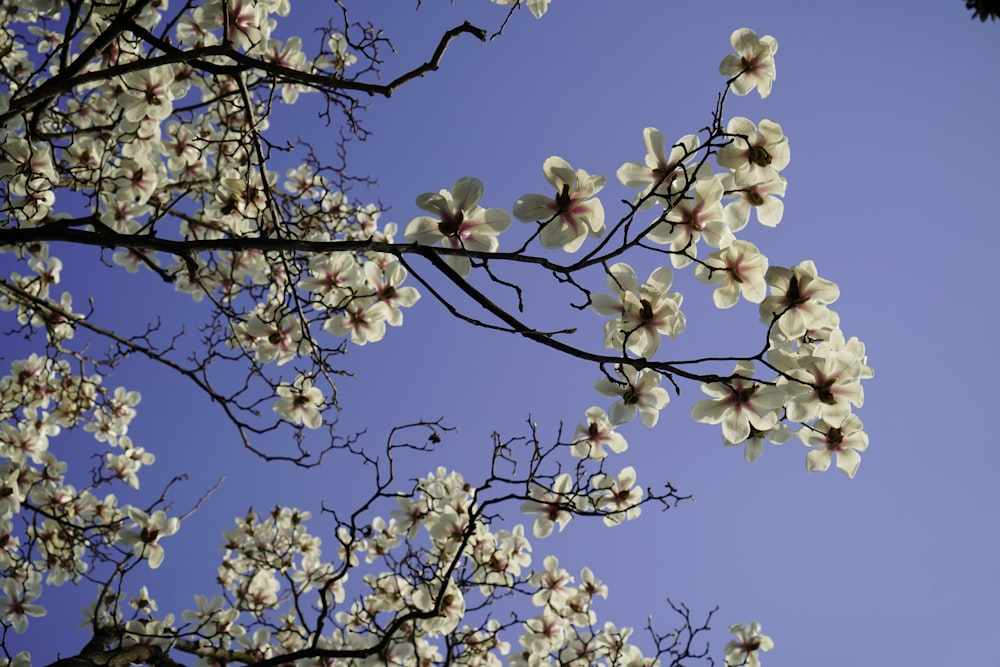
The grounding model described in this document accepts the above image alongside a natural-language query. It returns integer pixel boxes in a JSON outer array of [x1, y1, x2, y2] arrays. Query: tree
[[0, 2, 871, 666]]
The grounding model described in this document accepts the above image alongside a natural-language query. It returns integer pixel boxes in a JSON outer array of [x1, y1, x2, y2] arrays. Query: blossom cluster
[[0, 352, 181, 635], [94, 460, 658, 667], [0, 1, 870, 663]]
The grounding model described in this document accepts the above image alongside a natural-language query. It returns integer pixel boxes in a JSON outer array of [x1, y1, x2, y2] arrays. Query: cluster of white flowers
[[0, 350, 182, 635], [0, 0, 875, 662], [108, 461, 656, 667]]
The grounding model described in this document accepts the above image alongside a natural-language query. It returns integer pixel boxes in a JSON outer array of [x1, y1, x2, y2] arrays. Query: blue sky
[[5, 1, 1000, 666]]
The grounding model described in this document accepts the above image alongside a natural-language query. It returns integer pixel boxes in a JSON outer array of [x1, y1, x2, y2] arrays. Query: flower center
[[555, 183, 573, 213], [639, 298, 654, 323], [437, 210, 464, 237], [748, 145, 772, 167], [817, 377, 838, 405]]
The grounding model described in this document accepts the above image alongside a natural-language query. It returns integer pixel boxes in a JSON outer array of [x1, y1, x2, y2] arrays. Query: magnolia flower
[[0, 574, 45, 633], [722, 172, 786, 231], [690, 361, 785, 444], [594, 365, 670, 427], [571, 407, 628, 459], [521, 473, 574, 538], [776, 342, 865, 425], [116, 508, 180, 569], [718, 117, 790, 187], [243, 306, 310, 365], [591, 466, 642, 526], [694, 240, 769, 309], [273, 376, 324, 429], [363, 260, 420, 326], [617, 129, 702, 208], [514, 156, 606, 252], [647, 174, 733, 268], [404, 177, 512, 276], [120, 66, 177, 122], [725, 621, 774, 667], [324, 298, 389, 345], [324, 33, 357, 71], [759, 261, 840, 339], [592, 263, 685, 358], [719, 28, 778, 98], [799, 414, 869, 478], [529, 555, 574, 608]]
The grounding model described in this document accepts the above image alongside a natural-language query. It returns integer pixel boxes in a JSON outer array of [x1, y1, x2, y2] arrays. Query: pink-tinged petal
[[805, 448, 831, 473], [458, 233, 497, 253], [646, 266, 674, 292], [404, 216, 443, 245], [835, 449, 862, 478], [605, 263, 639, 293], [478, 207, 512, 234], [756, 195, 784, 227], [415, 191, 448, 217], [638, 405, 659, 427], [583, 197, 606, 234], [740, 275, 768, 304], [451, 176, 483, 210], [724, 198, 751, 230], [608, 401, 636, 425], [590, 292, 624, 316], [721, 411, 751, 444], [616, 161, 653, 189], [713, 283, 740, 309], [642, 127, 667, 166], [513, 194, 557, 222], [719, 53, 743, 76], [726, 116, 757, 137], [540, 221, 586, 252], [542, 156, 574, 189], [730, 28, 759, 53]]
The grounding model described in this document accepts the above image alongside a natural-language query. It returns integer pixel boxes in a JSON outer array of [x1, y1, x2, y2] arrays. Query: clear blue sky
[[6, 2, 999, 666]]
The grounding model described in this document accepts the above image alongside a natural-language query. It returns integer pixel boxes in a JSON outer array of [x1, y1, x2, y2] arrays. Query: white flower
[[363, 260, 420, 326], [0, 573, 46, 633], [719, 29, 778, 98], [404, 177, 512, 276], [799, 414, 869, 478], [324, 298, 389, 345], [594, 365, 670, 427], [115, 508, 180, 569], [514, 156, 605, 252], [759, 261, 840, 340], [273, 376, 324, 429], [725, 621, 774, 667], [694, 240, 769, 309], [617, 129, 703, 208], [722, 172, 786, 231], [690, 361, 784, 444], [591, 466, 642, 526], [521, 473, 574, 538], [591, 263, 685, 358], [571, 407, 627, 459], [773, 340, 864, 425], [646, 175, 732, 267], [718, 117, 790, 187]]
